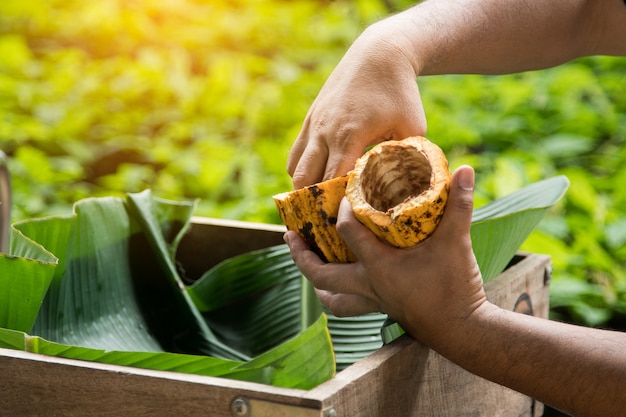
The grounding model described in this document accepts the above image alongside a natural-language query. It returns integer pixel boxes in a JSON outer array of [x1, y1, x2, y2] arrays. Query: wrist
[[359, 17, 422, 78], [402, 298, 498, 359]]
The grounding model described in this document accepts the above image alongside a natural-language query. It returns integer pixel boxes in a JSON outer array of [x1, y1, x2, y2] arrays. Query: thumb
[[335, 197, 388, 260], [435, 165, 475, 238]]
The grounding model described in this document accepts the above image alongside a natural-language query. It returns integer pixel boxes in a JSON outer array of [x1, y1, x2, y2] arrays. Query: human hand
[[287, 24, 427, 189], [284, 165, 487, 347]]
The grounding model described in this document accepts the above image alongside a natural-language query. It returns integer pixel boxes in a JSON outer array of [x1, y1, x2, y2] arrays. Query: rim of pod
[[273, 136, 451, 263]]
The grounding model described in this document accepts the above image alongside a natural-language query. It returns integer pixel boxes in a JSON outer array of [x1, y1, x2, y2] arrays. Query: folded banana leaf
[[0, 190, 334, 389], [188, 244, 303, 357], [0, 223, 56, 333]]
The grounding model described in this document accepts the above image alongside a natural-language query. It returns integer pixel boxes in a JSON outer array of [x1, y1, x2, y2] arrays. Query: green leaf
[[0, 327, 26, 350], [3, 191, 335, 389], [0, 257, 53, 333], [188, 244, 329, 366], [0, 327, 271, 383], [0, 225, 57, 332], [126, 190, 247, 360], [471, 175, 570, 281], [188, 244, 299, 313], [192, 269, 334, 388], [237, 314, 335, 390], [16, 192, 247, 358], [22, 196, 168, 352], [191, 245, 304, 357], [327, 312, 387, 371]]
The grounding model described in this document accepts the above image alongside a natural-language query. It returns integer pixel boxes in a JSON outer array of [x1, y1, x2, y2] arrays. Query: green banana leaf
[[188, 245, 304, 357], [187, 246, 338, 380], [0, 190, 335, 389], [126, 191, 246, 359], [186, 242, 383, 371], [0, 316, 332, 386], [327, 312, 387, 370], [471, 175, 570, 281], [0, 225, 57, 333], [18, 194, 235, 358], [0, 326, 272, 383]]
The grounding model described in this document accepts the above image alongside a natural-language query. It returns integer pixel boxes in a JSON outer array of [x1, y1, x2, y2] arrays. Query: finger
[[285, 231, 381, 316], [287, 133, 306, 178], [284, 230, 374, 298], [315, 289, 381, 317], [322, 140, 366, 181], [287, 110, 317, 178], [335, 198, 388, 261], [435, 165, 475, 238], [283, 230, 326, 269], [289, 140, 329, 189]]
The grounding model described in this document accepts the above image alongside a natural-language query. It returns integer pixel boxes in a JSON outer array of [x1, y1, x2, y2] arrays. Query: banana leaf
[[188, 245, 304, 357], [187, 243, 332, 359], [1, 190, 335, 389], [126, 191, 246, 359], [471, 175, 570, 281], [327, 312, 387, 370], [0, 326, 271, 383], [0, 317, 332, 386], [184, 246, 335, 388], [186, 243, 382, 371], [0, 224, 57, 333], [17, 194, 236, 357]]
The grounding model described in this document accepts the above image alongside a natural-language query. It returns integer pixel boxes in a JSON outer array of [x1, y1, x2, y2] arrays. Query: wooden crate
[[0, 217, 550, 416]]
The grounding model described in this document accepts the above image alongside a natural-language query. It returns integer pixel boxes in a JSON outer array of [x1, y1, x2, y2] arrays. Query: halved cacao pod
[[273, 175, 357, 263], [346, 136, 451, 248], [273, 136, 450, 262]]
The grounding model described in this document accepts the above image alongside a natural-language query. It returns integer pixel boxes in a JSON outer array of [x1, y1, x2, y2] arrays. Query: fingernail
[[457, 166, 474, 191], [283, 232, 291, 246]]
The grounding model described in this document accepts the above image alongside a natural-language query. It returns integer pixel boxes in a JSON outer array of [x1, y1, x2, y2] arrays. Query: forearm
[[419, 302, 626, 417], [366, 0, 626, 76]]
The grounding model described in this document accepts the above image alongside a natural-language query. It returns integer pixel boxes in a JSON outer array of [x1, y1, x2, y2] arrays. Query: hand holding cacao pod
[[274, 136, 451, 262]]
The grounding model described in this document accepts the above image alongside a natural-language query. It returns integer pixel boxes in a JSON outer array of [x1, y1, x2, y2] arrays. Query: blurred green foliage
[[1, 0, 626, 329]]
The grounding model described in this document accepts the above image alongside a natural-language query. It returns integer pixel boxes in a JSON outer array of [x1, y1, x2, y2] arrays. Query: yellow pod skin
[[273, 175, 357, 263], [274, 136, 450, 262], [346, 136, 451, 248]]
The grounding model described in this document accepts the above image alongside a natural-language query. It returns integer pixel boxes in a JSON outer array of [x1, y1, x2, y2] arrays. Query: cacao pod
[[274, 136, 451, 262]]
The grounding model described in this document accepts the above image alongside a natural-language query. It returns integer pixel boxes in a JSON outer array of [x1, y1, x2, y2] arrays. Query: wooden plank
[[0, 348, 321, 417]]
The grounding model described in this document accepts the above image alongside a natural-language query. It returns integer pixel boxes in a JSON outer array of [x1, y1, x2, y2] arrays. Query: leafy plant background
[[1, 0, 626, 361]]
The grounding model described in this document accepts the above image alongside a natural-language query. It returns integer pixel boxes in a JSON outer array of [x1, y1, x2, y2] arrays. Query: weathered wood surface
[[0, 219, 550, 416], [0, 347, 323, 416]]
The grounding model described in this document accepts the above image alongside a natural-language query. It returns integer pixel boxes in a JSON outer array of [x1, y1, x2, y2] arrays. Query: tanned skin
[[286, 167, 626, 417], [287, 0, 626, 189], [284, 1, 626, 416]]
